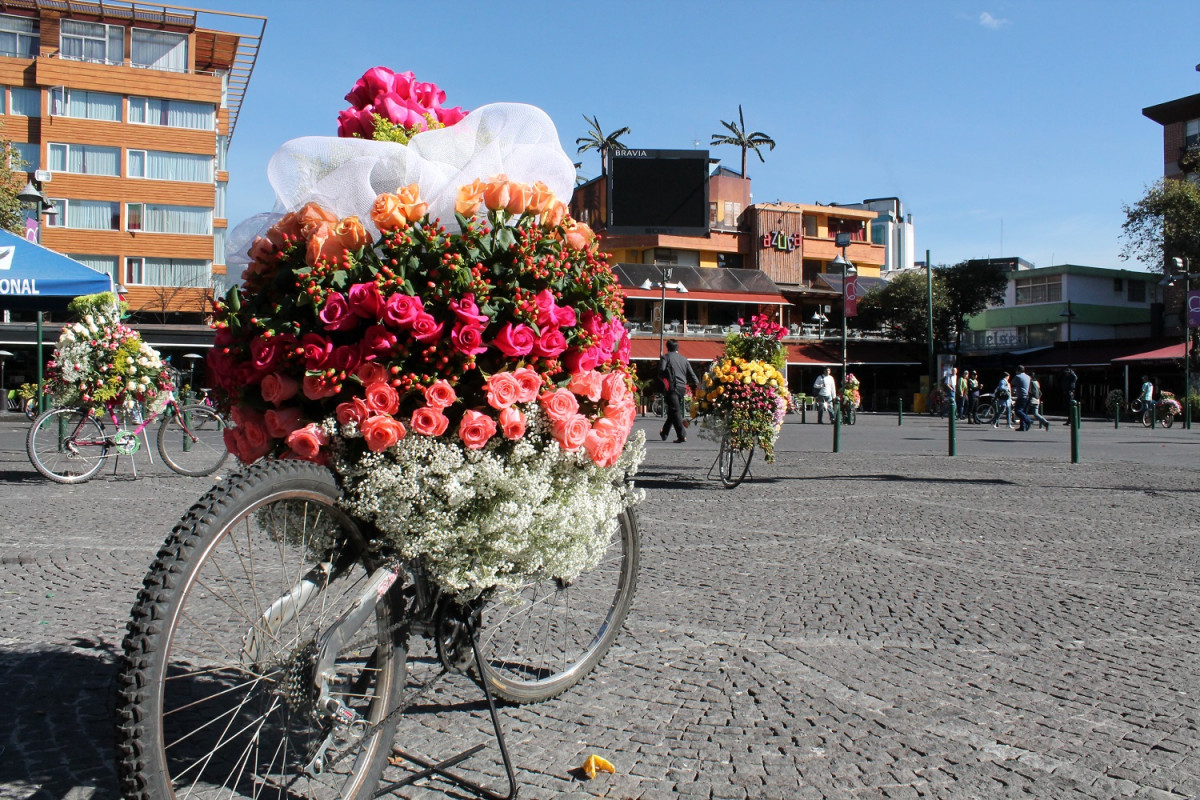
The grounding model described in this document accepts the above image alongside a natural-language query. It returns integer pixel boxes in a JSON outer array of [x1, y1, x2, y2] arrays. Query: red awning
[[629, 338, 727, 362], [1112, 342, 1189, 362]]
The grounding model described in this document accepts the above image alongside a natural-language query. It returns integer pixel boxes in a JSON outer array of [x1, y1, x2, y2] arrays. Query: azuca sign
[[0, 245, 39, 295]]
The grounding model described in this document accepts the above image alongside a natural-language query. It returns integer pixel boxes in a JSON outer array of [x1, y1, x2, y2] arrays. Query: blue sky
[[207, 0, 1200, 272]]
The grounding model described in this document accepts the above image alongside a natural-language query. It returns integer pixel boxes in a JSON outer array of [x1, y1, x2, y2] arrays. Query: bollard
[[801, 403, 806, 424], [833, 400, 841, 453], [1114, 403, 1119, 429], [1151, 401, 1157, 430], [948, 400, 956, 456], [898, 398, 903, 426], [1070, 401, 1080, 463]]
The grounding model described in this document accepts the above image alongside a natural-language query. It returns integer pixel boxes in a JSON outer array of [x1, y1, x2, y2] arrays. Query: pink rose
[[260, 372, 300, 406], [336, 396, 372, 427], [451, 322, 489, 356], [562, 346, 604, 374], [318, 291, 358, 332], [331, 344, 362, 374], [301, 333, 333, 369], [485, 372, 522, 410], [303, 374, 341, 400], [493, 322, 536, 357], [361, 415, 406, 452], [337, 106, 376, 139], [382, 293, 423, 328], [553, 304, 577, 329], [498, 406, 526, 439], [600, 403, 636, 438], [601, 372, 630, 405], [425, 380, 456, 409], [250, 333, 295, 372], [436, 106, 468, 126], [584, 425, 624, 468], [551, 413, 591, 452], [364, 381, 400, 415], [344, 66, 398, 108], [264, 407, 304, 438], [615, 331, 632, 365], [356, 362, 389, 386], [534, 289, 559, 329], [568, 370, 604, 402], [458, 409, 497, 450], [410, 406, 450, 437], [530, 328, 568, 359], [512, 367, 543, 403], [410, 312, 445, 343], [538, 388, 579, 422], [347, 282, 384, 319], [286, 423, 329, 461], [360, 325, 397, 359], [450, 294, 489, 326]]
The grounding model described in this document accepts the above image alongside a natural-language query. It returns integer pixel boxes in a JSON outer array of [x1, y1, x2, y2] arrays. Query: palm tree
[[576, 115, 631, 176], [710, 105, 775, 179]]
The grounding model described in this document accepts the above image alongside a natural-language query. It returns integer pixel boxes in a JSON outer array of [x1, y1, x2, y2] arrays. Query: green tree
[[0, 124, 27, 235], [853, 270, 945, 346], [575, 115, 630, 176], [938, 260, 1009, 353], [1120, 178, 1200, 270], [710, 105, 775, 179]]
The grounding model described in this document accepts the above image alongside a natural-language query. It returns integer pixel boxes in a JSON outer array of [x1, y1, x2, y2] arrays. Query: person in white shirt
[[813, 367, 836, 424]]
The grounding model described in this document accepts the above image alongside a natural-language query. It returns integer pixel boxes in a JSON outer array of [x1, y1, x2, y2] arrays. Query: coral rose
[[364, 381, 400, 415], [336, 396, 372, 427], [584, 425, 624, 468], [485, 372, 522, 410], [551, 413, 591, 452], [303, 374, 341, 400], [458, 409, 497, 450], [538, 388, 579, 422], [239, 420, 272, 463], [424, 379, 456, 408], [512, 367, 543, 403], [286, 423, 329, 461], [498, 406, 526, 439], [260, 371, 300, 406], [601, 371, 630, 405], [265, 406, 304, 439], [355, 361, 389, 386], [410, 406, 450, 437], [361, 415, 406, 452], [568, 370, 604, 402]]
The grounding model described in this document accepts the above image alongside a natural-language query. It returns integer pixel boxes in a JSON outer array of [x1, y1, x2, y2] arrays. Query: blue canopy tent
[[0, 229, 114, 410]]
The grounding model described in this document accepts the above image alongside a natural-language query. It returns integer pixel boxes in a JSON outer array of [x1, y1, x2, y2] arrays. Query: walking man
[[1011, 365, 1033, 432], [814, 367, 836, 423], [657, 339, 699, 443]]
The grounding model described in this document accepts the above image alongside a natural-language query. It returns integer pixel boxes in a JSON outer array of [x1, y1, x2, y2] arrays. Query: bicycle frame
[[49, 397, 209, 477]]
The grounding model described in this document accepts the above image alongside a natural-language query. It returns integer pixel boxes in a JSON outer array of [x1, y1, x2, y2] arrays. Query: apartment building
[[0, 0, 264, 324]]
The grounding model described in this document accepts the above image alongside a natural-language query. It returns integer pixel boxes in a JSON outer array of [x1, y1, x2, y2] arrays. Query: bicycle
[[115, 459, 640, 799], [1130, 397, 1179, 428], [26, 396, 228, 483], [706, 414, 756, 489], [926, 388, 948, 417], [838, 396, 858, 425]]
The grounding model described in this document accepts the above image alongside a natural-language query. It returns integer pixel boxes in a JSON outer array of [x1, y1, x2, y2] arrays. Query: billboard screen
[[606, 149, 710, 236]]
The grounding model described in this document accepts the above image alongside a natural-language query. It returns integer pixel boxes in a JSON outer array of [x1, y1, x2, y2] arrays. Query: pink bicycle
[[26, 397, 228, 483]]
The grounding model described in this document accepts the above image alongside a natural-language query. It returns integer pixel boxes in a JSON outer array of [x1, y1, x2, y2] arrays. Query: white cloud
[[979, 11, 1010, 30]]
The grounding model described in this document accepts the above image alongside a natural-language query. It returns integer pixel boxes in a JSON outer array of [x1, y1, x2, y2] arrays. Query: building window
[[0, 14, 38, 59], [1127, 280, 1146, 303], [216, 135, 228, 170], [131, 28, 187, 72], [60, 19, 123, 65], [126, 202, 212, 234], [127, 149, 213, 182], [9, 87, 39, 117], [129, 96, 214, 130], [48, 142, 120, 176], [50, 88, 121, 121], [1014, 274, 1063, 305], [128, 256, 211, 287], [214, 181, 227, 218], [213, 227, 226, 266], [68, 254, 118, 281], [1113, 278, 1123, 292], [803, 215, 818, 237], [9, 141, 38, 170], [1187, 119, 1200, 150], [45, 198, 120, 230]]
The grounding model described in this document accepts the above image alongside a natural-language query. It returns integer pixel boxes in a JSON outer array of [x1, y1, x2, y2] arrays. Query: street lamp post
[[640, 267, 688, 356], [810, 310, 828, 339], [831, 251, 857, 386], [1164, 257, 1193, 429]]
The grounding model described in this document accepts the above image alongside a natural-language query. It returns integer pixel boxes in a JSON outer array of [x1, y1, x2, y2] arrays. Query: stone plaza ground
[[0, 410, 1197, 798]]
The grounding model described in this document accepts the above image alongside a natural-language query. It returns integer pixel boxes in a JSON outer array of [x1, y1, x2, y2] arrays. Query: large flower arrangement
[[210, 69, 643, 597], [693, 314, 789, 461], [842, 372, 861, 409], [46, 306, 174, 415]]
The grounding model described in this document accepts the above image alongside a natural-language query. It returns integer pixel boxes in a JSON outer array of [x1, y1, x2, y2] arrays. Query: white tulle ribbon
[[228, 102, 576, 267]]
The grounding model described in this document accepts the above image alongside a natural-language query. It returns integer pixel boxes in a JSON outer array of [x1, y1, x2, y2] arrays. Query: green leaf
[[224, 286, 241, 312], [495, 227, 516, 251]]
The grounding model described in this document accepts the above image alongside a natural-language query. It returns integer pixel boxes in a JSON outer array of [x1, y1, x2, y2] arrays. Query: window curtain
[[146, 151, 212, 182], [129, 97, 213, 130], [144, 204, 211, 235], [67, 200, 119, 230], [50, 143, 119, 175], [0, 14, 37, 58], [213, 228, 226, 266], [143, 258, 210, 287], [131, 29, 187, 72], [128, 150, 145, 177], [9, 87, 39, 117]]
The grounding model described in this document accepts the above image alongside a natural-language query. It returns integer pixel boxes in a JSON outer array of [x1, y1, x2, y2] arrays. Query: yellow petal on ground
[[582, 753, 616, 779]]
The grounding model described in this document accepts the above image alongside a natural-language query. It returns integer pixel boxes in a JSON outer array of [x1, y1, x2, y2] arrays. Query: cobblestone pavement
[[0, 412, 1197, 799]]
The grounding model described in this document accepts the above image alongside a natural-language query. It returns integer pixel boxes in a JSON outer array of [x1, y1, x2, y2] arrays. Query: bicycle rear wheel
[[26, 408, 107, 484], [157, 404, 229, 476], [116, 461, 405, 800], [974, 403, 996, 425], [476, 506, 640, 705], [717, 429, 755, 488]]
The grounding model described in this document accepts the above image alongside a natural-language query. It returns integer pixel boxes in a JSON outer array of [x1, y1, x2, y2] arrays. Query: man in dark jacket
[[657, 339, 699, 442]]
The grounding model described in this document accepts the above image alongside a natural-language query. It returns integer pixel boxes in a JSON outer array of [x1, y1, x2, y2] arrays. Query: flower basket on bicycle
[[118, 68, 646, 800]]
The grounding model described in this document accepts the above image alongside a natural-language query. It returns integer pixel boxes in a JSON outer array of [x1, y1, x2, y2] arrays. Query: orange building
[[0, 0, 264, 323]]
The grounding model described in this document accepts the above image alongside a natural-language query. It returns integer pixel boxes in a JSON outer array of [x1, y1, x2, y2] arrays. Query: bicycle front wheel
[[26, 408, 107, 484], [717, 430, 755, 488], [157, 404, 229, 476], [1142, 408, 1153, 428], [476, 506, 640, 705], [974, 403, 996, 425], [116, 461, 405, 800]]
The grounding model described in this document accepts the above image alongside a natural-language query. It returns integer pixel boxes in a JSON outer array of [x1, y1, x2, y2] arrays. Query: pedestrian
[[965, 370, 981, 423], [943, 367, 957, 418], [1011, 365, 1033, 432], [1139, 374, 1155, 412], [657, 339, 699, 443], [1062, 367, 1078, 425], [813, 367, 836, 423], [992, 372, 1014, 429], [1028, 372, 1050, 430], [956, 368, 968, 420]]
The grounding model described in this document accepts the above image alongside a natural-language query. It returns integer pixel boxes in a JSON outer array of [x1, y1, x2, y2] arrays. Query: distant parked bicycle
[[926, 388, 948, 417], [1129, 396, 1181, 428], [26, 396, 228, 483]]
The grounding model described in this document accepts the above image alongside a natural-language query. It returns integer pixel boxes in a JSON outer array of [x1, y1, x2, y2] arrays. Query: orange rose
[[361, 415, 406, 452], [455, 179, 486, 217], [528, 181, 557, 215], [539, 387, 579, 422], [267, 210, 303, 244], [482, 176, 511, 211], [458, 409, 497, 450], [564, 220, 594, 251], [505, 181, 534, 215], [395, 183, 428, 222], [297, 202, 338, 239], [305, 222, 336, 266], [540, 200, 567, 229], [334, 216, 371, 251], [371, 192, 409, 232]]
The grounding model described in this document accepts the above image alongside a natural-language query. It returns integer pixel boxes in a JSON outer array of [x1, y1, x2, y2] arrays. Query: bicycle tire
[[476, 506, 640, 705], [157, 404, 230, 476], [717, 429, 755, 489], [26, 408, 107, 484], [1162, 412, 1175, 428], [1142, 408, 1153, 428], [846, 404, 857, 425], [116, 461, 405, 800], [974, 403, 997, 425]]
